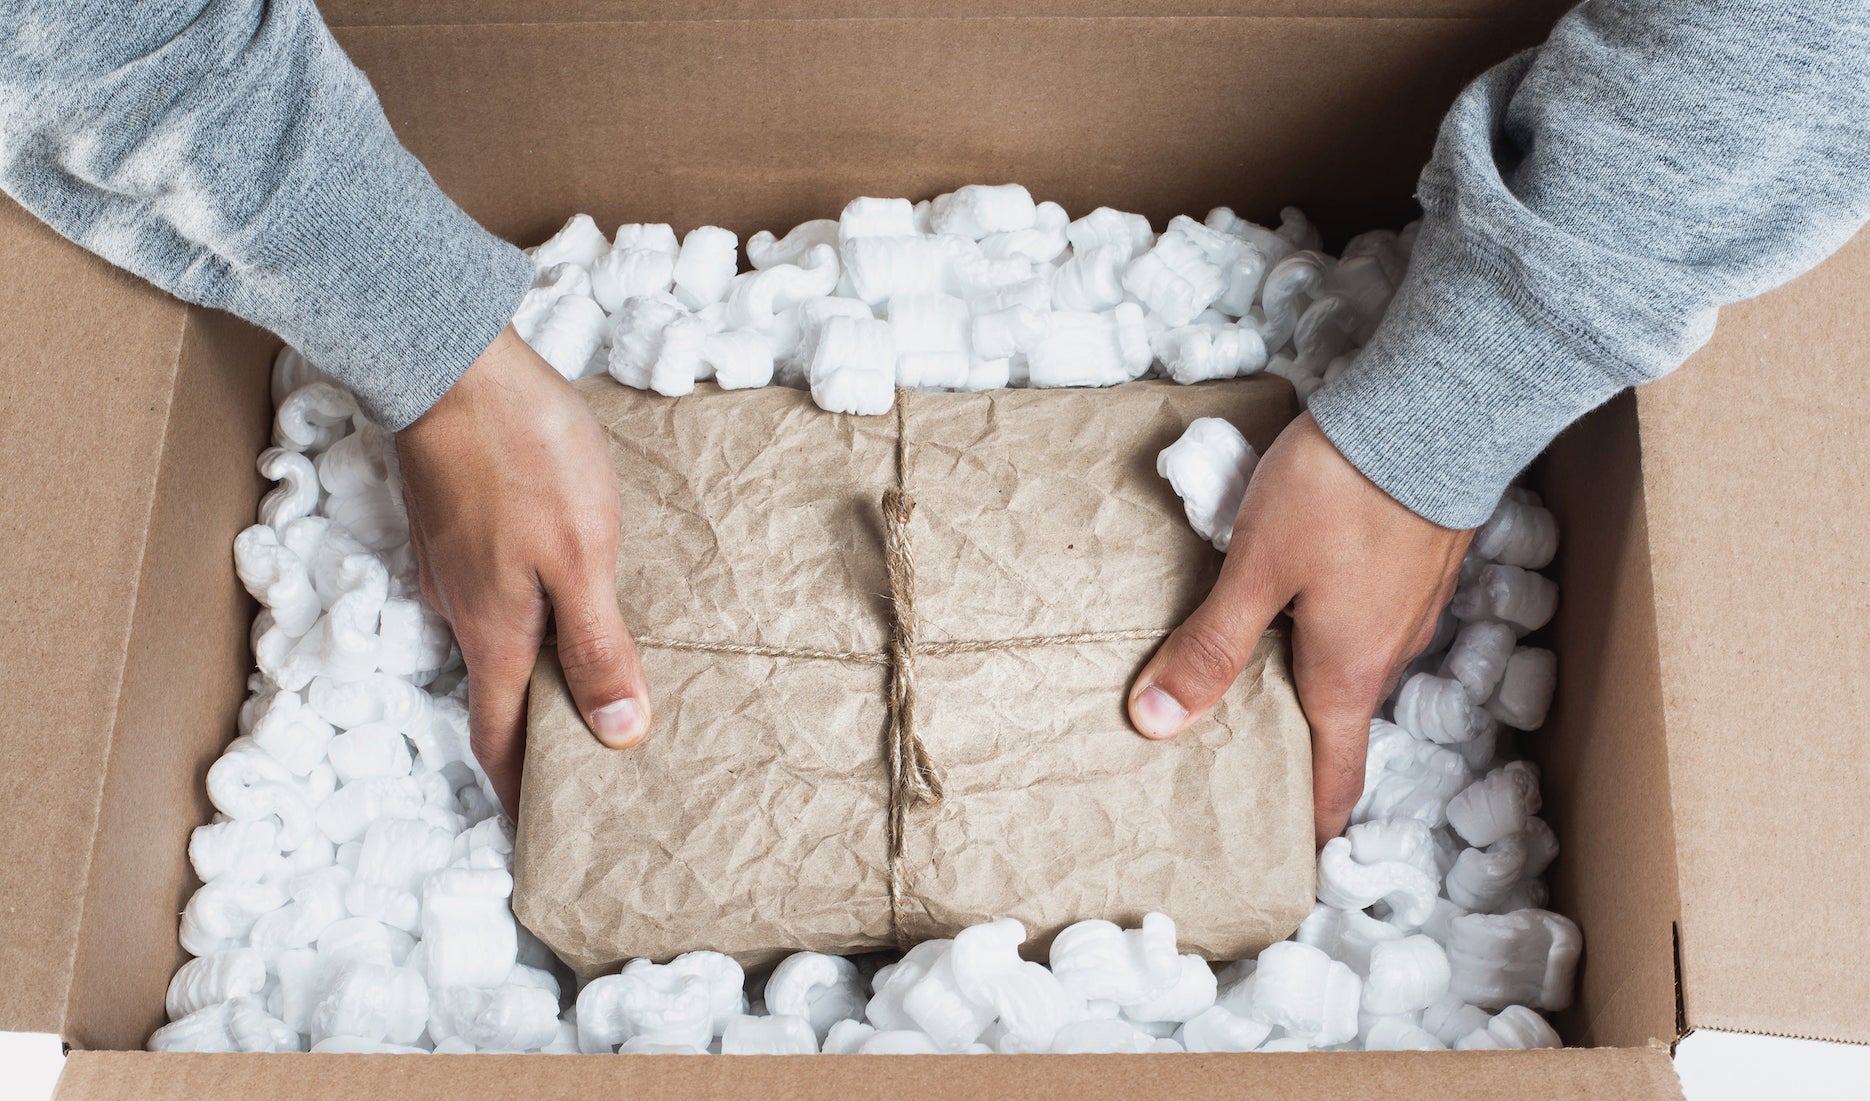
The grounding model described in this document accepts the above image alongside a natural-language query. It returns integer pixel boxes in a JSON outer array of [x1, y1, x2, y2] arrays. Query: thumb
[[547, 560, 652, 750], [1129, 550, 1290, 740]]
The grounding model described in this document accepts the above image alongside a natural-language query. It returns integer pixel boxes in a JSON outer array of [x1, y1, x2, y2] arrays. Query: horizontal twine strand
[[630, 626, 1173, 666]]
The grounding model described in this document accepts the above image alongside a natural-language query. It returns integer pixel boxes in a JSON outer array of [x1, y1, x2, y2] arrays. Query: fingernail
[[1133, 684, 1188, 738], [592, 698, 645, 748]]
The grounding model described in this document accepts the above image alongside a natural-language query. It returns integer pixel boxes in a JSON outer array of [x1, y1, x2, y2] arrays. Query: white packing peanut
[[1152, 323, 1268, 385], [590, 223, 679, 311], [1121, 225, 1228, 327], [1166, 374, 1275, 474], [1067, 206, 1155, 263], [1446, 909, 1582, 1012], [808, 314, 896, 416], [1451, 562, 1560, 634], [1248, 941, 1362, 1049], [888, 292, 973, 391], [257, 447, 321, 531], [720, 1013, 819, 1055], [1315, 835, 1439, 931], [1352, 720, 1472, 828], [310, 960, 429, 1046], [529, 213, 609, 273], [1361, 935, 1451, 1017], [149, 996, 301, 1053], [420, 867, 520, 990], [1441, 620, 1518, 704], [1394, 672, 1501, 746], [748, 218, 839, 271], [165, 948, 269, 1022], [189, 819, 287, 884], [1473, 495, 1559, 569], [928, 184, 1038, 240], [1026, 303, 1152, 388], [512, 262, 594, 342], [1453, 1004, 1563, 1050], [1048, 913, 1183, 1008], [1486, 648, 1559, 730], [525, 293, 610, 381], [577, 957, 716, 1053], [1447, 760, 1543, 848], [764, 952, 866, 1044]]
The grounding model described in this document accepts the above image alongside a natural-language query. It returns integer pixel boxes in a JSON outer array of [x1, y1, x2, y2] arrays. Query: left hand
[[1126, 413, 1473, 848]]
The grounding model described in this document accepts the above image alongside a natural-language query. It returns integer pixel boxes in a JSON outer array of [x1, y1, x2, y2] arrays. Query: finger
[[1288, 607, 1391, 848], [545, 553, 651, 750], [457, 599, 550, 817], [1128, 546, 1292, 740]]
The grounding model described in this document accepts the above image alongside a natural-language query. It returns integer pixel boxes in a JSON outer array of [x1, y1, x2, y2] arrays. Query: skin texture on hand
[[1128, 413, 1473, 848], [396, 326, 649, 815]]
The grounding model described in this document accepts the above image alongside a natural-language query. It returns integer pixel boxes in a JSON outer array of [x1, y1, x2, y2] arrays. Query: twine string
[[627, 390, 1170, 947]]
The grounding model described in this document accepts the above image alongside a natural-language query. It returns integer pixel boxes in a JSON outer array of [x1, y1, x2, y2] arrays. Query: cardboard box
[[1, 1, 1862, 1095]]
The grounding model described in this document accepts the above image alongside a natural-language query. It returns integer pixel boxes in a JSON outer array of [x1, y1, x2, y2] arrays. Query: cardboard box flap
[[1634, 231, 1870, 1044], [318, 0, 1575, 28], [56, 1048, 1683, 1100], [0, 201, 195, 1033]]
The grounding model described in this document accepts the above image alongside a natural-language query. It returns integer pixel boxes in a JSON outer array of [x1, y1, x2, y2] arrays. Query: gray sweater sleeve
[[1309, 0, 1870, 529], [0, 0, 533, 431]]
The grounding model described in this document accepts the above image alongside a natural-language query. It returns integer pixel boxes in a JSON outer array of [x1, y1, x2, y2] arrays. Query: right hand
[[396, 326, 650, 816]]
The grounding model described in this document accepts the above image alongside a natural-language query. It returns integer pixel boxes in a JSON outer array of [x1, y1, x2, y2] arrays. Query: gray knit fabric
[[1310, 0, 1870, 527], [0, 0, 532, 431]]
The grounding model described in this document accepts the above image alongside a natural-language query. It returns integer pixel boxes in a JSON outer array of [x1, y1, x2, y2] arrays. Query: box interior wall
[[13, 2, 1864, 1094], [37, 2, 1674, 1055]]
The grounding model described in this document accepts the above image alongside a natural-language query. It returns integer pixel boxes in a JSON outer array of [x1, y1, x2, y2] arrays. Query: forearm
[[1310, 0, 1870, 528], [0, 0, 532, 429]]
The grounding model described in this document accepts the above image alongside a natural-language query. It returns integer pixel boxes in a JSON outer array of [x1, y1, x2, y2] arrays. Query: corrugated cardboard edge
[[54, 1047, 1683, 1100]]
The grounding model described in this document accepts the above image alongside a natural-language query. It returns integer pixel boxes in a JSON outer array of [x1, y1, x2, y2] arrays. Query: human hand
[[1127, 412, 1472, 848], [396, 326, 649, 816]]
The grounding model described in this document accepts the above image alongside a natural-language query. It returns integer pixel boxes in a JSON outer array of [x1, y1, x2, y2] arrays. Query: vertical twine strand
[[882, 389, 943, 947]]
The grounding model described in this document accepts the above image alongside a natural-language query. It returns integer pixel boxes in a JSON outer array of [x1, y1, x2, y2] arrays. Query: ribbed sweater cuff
[[241, 120, 534, 431], [1307, 213, 1628, 529]]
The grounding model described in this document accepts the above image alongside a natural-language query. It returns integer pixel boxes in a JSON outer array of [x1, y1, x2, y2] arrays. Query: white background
[[6, 1028, 1864, 1096]]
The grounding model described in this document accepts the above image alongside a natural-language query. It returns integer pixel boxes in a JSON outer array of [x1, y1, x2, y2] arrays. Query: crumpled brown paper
[[514, 376, 1315, 976]]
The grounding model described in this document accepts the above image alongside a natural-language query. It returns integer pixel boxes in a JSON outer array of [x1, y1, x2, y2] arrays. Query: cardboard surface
[[516, 378, 1314, 972], [1535, 393, 1682, 1049], [4, 0, 1855, 1092], [64, 312, 275, 1052], [1634, 231, 1870, 1044], [319, 0, 1577, 24], [333, 13, 1555, 251], [0, 201, 192, 1036], [55, 1047, 1684, 1100]]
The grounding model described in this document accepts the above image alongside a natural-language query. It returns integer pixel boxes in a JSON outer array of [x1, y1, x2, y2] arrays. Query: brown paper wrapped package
[[515, 376, 1315, 976]]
